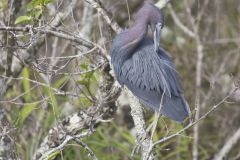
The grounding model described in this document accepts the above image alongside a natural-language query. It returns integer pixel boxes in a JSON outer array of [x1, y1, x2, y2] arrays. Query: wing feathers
[[120, 41, 180, 97], [112, 37, 190, 122]]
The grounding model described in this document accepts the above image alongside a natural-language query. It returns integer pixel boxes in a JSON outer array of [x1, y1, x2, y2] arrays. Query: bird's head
[[133, 2, 164, 52], [144, 2, 164, 52]]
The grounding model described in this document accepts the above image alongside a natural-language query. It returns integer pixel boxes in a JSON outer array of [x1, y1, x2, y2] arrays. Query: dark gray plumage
[[111, 2, 190, 122]]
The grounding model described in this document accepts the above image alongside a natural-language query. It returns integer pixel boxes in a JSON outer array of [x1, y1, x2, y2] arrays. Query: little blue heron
[[111, 2, 190, 122]]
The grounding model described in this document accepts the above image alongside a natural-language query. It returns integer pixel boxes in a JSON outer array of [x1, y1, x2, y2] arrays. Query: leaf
[[78, 79, 89, 86], [43, 86, 58, 108], [80, 63, 88, 70], [47, 150, 61, 160], [27, 0, 42, 11], [34, 5, 42, 10], [27, 1, 34, 11], [44, 0, 55, 5], [34, 10, 42, 19], [79, 96, 91, 107], [52, 76, 69, 89], [18, 103, 37, 126], [22, 68, 31, 101], [43, 111, 55, 132], [1, 0, 7, 11], [15, 16, 32, 24]]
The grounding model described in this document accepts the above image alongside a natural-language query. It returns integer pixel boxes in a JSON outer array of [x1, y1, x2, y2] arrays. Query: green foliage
[[47, 150, 61, 160], [61, 123, 140, 160], [22, 68, 31, 101], [15, 16, 32, 24], [5, 65, 195, 160], [15, 68, 36, 126], [15, 0, 55, 24], [0, 0, 7, 11], [3, 0, 240, 159], [77, 62, 101, 108], [18, 103, 37, 127], [52, 76, 69, 89], [27, 0, 55, 10]]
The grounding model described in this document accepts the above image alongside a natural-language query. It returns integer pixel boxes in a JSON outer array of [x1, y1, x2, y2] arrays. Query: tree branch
[[84, 0, 122, 34], [153, 87, 238, 146], [167, 4, 195, 38], [213, 127, 240, 160], [33, 64, 121, 159], [126, 89, 156, 160], [0, 26, 94, 49]]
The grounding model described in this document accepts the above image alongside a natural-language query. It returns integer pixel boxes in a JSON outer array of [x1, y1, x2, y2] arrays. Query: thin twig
[[125, 88, 156, 160], [0, 26, 94, 48], [84, 0, 122, 33], [39, 131, 93, 160], [146, 89, 165, 160], [167, 4, 195, 38], [153, 87, 238, 146], [73, 138, 98, 160], [213, 127, 240, 160]]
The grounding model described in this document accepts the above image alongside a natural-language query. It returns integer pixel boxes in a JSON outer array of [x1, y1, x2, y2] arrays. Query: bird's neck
[[111, 19, 148, 80], [125, 19, 148, 48], [115, 19, 148, 61]]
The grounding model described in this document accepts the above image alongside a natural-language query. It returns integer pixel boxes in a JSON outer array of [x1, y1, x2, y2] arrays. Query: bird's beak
[[154, 23, 162, 52]]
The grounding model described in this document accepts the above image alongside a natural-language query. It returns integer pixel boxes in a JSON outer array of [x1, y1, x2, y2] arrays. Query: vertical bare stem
[[213, 127, 240, 160], [193, 37, 203, 160], [183, 1, 204, 159], [126, 88, 156, 160]]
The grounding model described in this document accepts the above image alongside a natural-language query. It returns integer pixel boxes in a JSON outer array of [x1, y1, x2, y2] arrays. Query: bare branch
[[155, 0, 171, 9], [84, 0, 122, 34], [73, 137, 98, 160], [193, 35, 204, 160], [0, 26, 94, 49], [213, 127, 240, 160], [153, 87, 238, 146], [167, 4, 195, 38], [38, 131, 94, 160], [33, 64, 122, 160], [126, 89, 156, 160]]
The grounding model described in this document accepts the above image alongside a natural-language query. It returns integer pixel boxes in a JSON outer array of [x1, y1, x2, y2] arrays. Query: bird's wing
[[119, 39, 182, 98], [116, 38, 190, 122]]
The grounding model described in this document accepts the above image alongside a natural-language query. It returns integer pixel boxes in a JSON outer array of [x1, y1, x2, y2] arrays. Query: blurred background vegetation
[[0, 0, 240, 159]]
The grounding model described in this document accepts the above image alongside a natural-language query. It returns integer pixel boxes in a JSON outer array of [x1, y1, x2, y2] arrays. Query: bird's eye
[[156, 23, 163, 29]]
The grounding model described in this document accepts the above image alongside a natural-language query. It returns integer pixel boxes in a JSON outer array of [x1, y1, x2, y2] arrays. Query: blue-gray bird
[[111, 2, 190, 122]]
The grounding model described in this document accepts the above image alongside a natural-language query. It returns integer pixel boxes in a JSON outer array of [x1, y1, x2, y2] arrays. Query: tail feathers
[[160, 95, 190, 122], [125, 83, 190, 122]]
